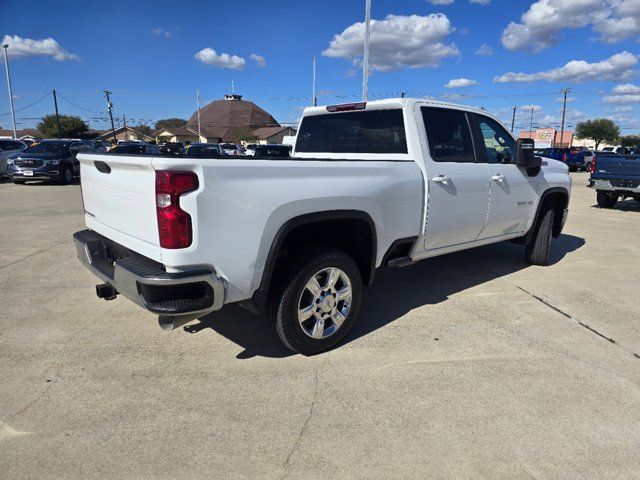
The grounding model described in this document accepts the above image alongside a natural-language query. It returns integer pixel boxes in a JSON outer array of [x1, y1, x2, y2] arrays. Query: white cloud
[[470, 0, 491, 4], [614, 105, 635, 112], [322, 14, 459, 71], [445, 78, 478, 88], [613, 83, 640, 94], [194, 48, 245, 70], [604, 94, 640, 104], [502, 0, 640, 52], [1, 34, 78, 61], [521, 104, 542, 112], [494, 51, 637, 83], [250, 53, 266, 68], [474, 44, 494, 56], [152, 28, 173, 38]]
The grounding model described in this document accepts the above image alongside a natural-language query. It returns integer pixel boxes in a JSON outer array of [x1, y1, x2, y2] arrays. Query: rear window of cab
[[295, 109, 407, 154]]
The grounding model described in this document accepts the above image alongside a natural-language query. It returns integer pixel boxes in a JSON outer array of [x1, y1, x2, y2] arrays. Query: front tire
[[267, 248, 363, 355], [525, 205, 555, 266], [596, 191, 618, 208], [62, 167, 74, 185]]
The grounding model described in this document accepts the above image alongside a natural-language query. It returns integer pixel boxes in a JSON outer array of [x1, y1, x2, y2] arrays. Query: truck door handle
[[491, 174, 505, 183], [432, 175, 451, 184]]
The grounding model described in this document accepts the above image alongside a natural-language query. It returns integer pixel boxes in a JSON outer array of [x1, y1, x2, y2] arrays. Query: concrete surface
[[1, 173, 639, 479]]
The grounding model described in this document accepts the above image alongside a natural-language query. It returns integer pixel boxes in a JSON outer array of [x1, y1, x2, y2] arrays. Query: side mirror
[[516, 138, 542, 168]]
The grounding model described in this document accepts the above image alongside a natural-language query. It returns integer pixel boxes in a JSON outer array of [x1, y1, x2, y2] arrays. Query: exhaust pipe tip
[[158, 314, 198, 332]]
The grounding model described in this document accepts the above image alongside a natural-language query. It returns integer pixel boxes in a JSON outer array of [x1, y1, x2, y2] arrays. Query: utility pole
[[2, 44, 17, 139], [52, 89, 62, 138], [312, 56, 317, 107], [102, 90, 117, 142], [122, 114, 127, 140], [362, 0, 372, 101], [511, 106, 517, 132], [401, 91, 406, 98], [529, 106, 534, 133], [196, 90, 202, 140], [560, 88, 571, 148]]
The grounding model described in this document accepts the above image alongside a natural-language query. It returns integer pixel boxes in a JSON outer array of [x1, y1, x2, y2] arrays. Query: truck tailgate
[[78, 153, 161, 261], [595, 155, 640, 179]]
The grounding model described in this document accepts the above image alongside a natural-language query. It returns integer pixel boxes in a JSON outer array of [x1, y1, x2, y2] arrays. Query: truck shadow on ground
[[185, 234, 585, 359], [591, 199, 640, 212]]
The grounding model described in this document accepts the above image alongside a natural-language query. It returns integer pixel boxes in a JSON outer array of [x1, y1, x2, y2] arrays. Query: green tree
[[620, 135, 640, 149], [154, 118, 187, 131], [575, 118, 620, 150], [231, 127, 258, 143], [37, 114, 88, 138], [133, 124, 153, 137]]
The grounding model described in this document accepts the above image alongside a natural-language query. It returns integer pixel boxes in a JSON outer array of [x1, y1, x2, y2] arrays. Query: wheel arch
[[526, 187, 570, 242], [244, 210, 377, 314]]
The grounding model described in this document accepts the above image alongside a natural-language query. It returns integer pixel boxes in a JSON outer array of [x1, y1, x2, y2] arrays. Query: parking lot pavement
[[1, 173, 639, 479]]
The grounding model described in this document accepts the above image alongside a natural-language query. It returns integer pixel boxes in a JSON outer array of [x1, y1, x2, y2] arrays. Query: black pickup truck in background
[[588, 153, 640, 208]]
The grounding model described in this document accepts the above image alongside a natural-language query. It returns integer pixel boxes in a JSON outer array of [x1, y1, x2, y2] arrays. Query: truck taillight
[[590, 156, 597, 174], [155, 171, 199, 249]]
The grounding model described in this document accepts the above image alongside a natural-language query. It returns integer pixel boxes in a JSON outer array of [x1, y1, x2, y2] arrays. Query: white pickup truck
[[74, 99, 571, 354]]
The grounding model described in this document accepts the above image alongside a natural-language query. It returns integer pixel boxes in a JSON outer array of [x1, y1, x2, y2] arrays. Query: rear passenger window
[[422, 107, 475, 163], [295, 109, 407, 154]]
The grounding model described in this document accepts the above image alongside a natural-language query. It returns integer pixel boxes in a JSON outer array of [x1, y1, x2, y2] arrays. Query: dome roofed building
[[186, 93, 289, 144]]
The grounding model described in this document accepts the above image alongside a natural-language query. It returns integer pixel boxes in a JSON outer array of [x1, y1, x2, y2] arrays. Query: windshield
[[24, 142, 70, 155], [109, 145, 146, 154], [221, 143, 237, 150], [255, 146, 291, 157], [183, 145, 221, 158]]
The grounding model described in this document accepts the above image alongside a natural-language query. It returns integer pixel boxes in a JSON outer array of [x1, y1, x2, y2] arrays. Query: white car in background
[[220, 143, 242, 156]]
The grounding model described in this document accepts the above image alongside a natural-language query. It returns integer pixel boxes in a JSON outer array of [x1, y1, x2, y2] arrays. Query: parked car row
[[538, 147, 595, 172], [6, 139, 96, 184]]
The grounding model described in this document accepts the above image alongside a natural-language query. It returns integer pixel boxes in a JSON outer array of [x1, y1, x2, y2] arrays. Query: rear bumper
[[73, 229, 224, 316], [588, 178, 640, 194]]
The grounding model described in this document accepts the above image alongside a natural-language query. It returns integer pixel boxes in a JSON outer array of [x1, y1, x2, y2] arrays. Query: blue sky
[[1, 0, 639, 134]]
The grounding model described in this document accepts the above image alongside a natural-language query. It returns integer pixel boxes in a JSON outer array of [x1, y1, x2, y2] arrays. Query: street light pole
[[312, 56, 317, 107], [196, 90, 202, 140], [2, 44, 18, 139], [511, 106, 517, 132], [362, 0, 372, 101]]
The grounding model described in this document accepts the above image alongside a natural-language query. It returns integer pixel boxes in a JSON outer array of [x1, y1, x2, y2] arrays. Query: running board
[[386, 256, 414, 268]]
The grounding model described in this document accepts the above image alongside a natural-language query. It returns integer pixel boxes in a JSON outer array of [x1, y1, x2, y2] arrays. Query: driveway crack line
[[280, 356, 327, 480], [481, 262, 639, 360]]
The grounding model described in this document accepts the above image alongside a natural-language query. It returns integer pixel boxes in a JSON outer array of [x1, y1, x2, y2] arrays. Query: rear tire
[[266, 248, 363, 355], [596, 191, 618, 208], [12, 179, 24, 185], [525, 205, 555, 266]]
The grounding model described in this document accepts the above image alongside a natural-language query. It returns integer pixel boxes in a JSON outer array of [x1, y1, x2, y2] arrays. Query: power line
[[56, 92, 102, 114], [0, 91, 52, 116]]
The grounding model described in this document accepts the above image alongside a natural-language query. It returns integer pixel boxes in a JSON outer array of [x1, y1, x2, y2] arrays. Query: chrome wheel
[[64, 168, 73, 184], [297, 267, 352, 340]]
